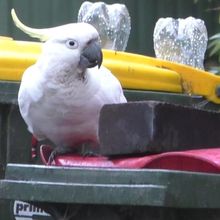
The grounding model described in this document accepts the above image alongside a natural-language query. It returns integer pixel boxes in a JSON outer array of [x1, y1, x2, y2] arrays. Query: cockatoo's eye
[[66, 40, 78, 49]]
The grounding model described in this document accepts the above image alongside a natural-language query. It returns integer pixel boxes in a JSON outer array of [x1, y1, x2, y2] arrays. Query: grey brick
[[99, 101, 220, 155]]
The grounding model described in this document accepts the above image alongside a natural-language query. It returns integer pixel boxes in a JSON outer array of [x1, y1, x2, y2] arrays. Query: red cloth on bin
[[40, 145, 220, 174]]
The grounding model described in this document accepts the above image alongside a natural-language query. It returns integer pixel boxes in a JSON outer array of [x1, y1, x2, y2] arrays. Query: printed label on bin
[[13, 200, 51, 220]]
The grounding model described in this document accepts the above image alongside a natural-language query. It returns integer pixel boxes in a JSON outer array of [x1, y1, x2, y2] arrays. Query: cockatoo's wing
[[96, 66, 126, 103], [18, 65, 46, 139]]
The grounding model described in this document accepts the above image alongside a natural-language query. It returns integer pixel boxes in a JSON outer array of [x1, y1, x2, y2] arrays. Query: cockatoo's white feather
[[12, 8, 58, 41], [18, 22, 126, 149]]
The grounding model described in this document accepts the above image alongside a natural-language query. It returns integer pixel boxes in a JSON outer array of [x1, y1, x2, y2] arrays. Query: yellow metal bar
[[1, 37, 220, 104], [103, 50, 220, 104], [0, 38, 40, 80], [0, 38, 182, 93]]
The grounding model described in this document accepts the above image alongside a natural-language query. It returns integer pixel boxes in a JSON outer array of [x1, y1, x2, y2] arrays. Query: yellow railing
[[1, 37, 220, 103]]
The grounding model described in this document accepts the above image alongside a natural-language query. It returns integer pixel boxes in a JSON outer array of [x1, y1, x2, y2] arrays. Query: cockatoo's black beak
[[79, 41, 103, 69]]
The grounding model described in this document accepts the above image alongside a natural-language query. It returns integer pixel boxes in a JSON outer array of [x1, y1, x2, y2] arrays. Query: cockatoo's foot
[[47, 142, 100, 165], [47, 150, 56, 165], [47, 146, 76, 165], [78, 142, 100, 157], [81, 149, 100, 157]]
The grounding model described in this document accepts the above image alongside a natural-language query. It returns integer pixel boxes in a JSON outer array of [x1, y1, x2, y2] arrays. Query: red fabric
[[40, 145, 220, 173]]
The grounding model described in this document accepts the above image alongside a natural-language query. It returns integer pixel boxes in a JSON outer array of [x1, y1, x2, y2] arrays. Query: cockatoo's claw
[[47, 146, 78, 165], [77, 141, 100, 157], [81, 150, 100, 157], [47, 150, 57, 165], [46, 144, 100, 165]]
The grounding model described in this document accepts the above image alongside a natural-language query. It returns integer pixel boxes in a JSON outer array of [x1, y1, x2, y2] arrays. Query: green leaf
[[209, 43, 220, 57], [209, 33, 220, 40], [208, 39, 220, 49]]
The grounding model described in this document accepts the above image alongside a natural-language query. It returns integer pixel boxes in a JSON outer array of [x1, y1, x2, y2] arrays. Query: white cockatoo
[[14, 10, 127, 161]]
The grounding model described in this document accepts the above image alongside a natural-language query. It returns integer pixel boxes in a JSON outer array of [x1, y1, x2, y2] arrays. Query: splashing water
[[78, 1, 131, 51], [153, 17, 208, 69]]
